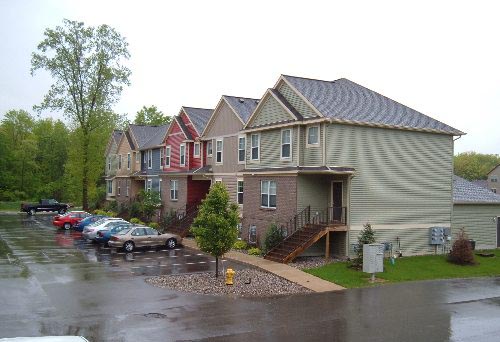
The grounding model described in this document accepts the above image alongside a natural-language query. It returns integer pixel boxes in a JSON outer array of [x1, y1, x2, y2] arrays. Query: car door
[[130, 228, 148, 247], [145, 228, 161, 247]]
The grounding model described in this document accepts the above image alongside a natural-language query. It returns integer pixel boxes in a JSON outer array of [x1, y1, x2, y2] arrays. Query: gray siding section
[[246, 127, 298, 168], [250, 95, 293, 127], [297, 175, 330, 213], [303, 124, 323, 166], [278, 82, 318, 119], [452, 204, 500, 249], [326, 124, 453, 226]]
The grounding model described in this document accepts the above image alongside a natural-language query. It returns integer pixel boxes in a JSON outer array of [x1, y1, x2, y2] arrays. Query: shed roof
[[453, 175, 500, 204], [282, 75, 464, 135]]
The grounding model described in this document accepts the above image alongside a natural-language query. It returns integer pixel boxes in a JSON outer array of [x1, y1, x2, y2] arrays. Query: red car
[[53, 211, 91, 230]]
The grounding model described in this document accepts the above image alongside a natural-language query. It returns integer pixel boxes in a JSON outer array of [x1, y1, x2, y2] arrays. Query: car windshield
[[116, 228, 131, 235]]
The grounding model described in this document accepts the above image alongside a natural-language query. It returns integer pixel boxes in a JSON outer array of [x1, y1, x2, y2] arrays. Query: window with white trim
[[207, 140, 213, 157], [107, 157, 111, 171], [107, 180, 113, 194], [147, 150, 153, 169], [117, 180, 121, 196], [159, 179, 162, 199], [170, 180, 178, 200], [194, 142, 200, 158], [118, 155, 122, 169], [147, 179, 152, 192], [214, 178, 222, 184], [491, 176, 498, 183], [160, 148, 164, 166], [237, 180, 244, 205], [127, 153, 131, 170], [180, 144, 186, 166], [216, 139, 223, 164], [165, 146, 171, 167], [126, 179, 129, 197], [251, 134, 260, 161], [261, 180, 276, 208], [307, 126, 320, 146], [143, 151, 146, 163], [238, 136, 246, 163], [281, 129, 291, 159]]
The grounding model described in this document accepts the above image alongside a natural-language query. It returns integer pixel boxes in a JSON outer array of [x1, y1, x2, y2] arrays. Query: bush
[[351, 223, 376, 269], [233, 240, 248, 250], [129, 201, 142, 219], [148, 222, 159, 229], [248, 247, 262, 256], [448, 228, 476, 265], [93, 209, 117, 217], [130, 217, 144, 225], [263, 223, 285, 253]]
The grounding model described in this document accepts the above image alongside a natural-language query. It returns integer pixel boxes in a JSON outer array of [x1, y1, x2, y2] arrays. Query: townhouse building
[[104, 130, 123, 201], [487, 164, 500, 193]]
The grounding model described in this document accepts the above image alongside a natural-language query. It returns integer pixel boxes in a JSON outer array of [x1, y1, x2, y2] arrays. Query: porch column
[[325, 231, 330, 259]]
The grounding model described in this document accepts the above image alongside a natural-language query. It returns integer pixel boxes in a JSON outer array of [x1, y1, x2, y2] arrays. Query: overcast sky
[[0, 0, 499, 154]]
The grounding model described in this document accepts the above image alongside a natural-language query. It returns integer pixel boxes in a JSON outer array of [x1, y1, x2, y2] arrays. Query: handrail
[[161, 202, 199, 233]]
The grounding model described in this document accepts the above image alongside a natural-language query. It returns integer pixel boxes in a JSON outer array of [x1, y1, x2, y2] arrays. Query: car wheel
[[58, 208, 66, 214], [29, 209, 35, 216], [64, 222, 71, 230], [166, 238, 177, 249], [123, 241, 135, 252]]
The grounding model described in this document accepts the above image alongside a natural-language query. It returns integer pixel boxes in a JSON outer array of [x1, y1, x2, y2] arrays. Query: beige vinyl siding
[[452, 204, 500, 249], [249, 95, 293, 128], [326, 124, 453, 226], [278, 82, 318, 119], [246, 127, 298, 168], [204, 101, 243, 138], [211, 175, 239, 204], [296, 175, 348, 213], [348, 227, 436, 257], [210, 136, 244, 173], [303, 125, 323, 166]]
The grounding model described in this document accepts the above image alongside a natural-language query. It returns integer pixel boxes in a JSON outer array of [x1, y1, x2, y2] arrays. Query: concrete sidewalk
[[182, 239, 345, 292]]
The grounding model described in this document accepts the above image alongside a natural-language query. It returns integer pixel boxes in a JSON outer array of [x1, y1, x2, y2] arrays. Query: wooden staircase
[[162, 204, 199, 238], [264, 206, 347, 264]]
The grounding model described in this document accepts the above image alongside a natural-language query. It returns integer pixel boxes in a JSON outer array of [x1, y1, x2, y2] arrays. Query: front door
[[331, 182, 343, 223]]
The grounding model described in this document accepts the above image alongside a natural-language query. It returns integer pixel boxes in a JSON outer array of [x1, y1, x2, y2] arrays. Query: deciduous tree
[[134, 105, 171, 125]]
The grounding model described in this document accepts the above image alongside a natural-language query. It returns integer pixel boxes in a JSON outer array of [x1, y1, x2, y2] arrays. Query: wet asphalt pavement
[[2, 214, 500, 341]]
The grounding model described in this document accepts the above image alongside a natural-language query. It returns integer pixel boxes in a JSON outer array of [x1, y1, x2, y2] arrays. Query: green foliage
[[93, 209, 117, 217], [448, 228, 476, 265], [191, 183, 239, 277], [31, 19, 131, 209], [263, 222, 285, 253], [130, 217, 144, 225], [147, 222, 159, 229], [129, 201, 142, 219], [137, 190, 161, 222], [134, 105, 171, 125], [351, 223, 376, 269], [248, 248, 262, 256], [454, 152, 500, 180], [233, 240, 248, 250]]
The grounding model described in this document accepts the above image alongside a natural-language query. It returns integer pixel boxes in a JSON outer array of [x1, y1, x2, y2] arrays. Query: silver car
[[108, 226, 182, 252], [82, 219, 128, 240]]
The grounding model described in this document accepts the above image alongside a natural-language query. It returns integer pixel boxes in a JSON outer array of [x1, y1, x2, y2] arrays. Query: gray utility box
[[429, 227, 449, 245], [363, 243, 384, 274]]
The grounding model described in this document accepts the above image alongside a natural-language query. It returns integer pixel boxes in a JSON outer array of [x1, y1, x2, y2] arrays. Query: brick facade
[[241, 175, 298, 246]]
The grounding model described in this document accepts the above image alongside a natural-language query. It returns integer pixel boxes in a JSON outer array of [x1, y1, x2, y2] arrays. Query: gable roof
[[281, 75, 465, 135], [453, 175, 500, 204], [112, 130, 123, 145], [181, 107, 213, 136], [129, 124, 169, 150], [140, 124, 169, 150], [175, 116, 193, 141], [487, 164, 500, 175], [223, 95, 259, 123]]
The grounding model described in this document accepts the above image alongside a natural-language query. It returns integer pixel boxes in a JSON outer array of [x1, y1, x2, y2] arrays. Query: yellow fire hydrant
[[225, 268, 235, 286]]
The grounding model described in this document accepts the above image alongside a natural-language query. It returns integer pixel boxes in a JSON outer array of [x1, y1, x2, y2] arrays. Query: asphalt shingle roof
[[223, 96, 259, 123], [182, 107, 213, 135], [282, 75, 464, 135], [453, 175, 500, 204], [129, 124, 169, 150], [112, 130, 123, 145]]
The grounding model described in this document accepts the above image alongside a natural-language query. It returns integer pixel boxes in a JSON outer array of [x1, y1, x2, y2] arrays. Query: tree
[[448, 228, 475, 265], [191, 183, 239, 277], [263, 222, 285, 253], [351, 223, 376, 269], [138, 190, 162, 222], [454, 152, 500, 180], [134, 105, 171, 125], [31, 19, 131, 209]]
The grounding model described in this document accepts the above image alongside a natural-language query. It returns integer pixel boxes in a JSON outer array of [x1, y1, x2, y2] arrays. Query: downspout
[[450, 135, 461, 238]]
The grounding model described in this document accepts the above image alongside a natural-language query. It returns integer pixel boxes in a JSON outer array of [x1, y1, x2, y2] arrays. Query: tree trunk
[[82, 131, 90, 210], [215, 256, 219, 278]]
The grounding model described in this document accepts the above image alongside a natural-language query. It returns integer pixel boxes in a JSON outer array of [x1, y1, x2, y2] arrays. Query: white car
[[82, 218, 128, 240], [0, 337, 88, 342]]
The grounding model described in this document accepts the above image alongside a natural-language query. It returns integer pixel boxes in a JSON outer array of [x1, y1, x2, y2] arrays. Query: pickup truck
[[21, 199, 71, 215]]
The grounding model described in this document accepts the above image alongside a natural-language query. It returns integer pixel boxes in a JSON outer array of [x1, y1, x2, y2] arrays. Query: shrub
[[129, 201, 142, 219], [448, 228, 476, 265], [351, 223, 376, 269], [233, 240, 248, 250], [248, 247, 262, 256], [263, 223, 285, 253], [130, 217, 142, 224], [148, 222, 159, 229]]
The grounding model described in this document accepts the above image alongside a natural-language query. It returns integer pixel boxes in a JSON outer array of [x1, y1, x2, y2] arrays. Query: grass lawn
[[305, 250, 500, 288], [0, 201, 22, 212]]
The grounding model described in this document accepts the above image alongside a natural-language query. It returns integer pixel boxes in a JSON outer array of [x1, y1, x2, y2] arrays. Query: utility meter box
[[429, 227, 446, 245], [363, 243, 384, 274]]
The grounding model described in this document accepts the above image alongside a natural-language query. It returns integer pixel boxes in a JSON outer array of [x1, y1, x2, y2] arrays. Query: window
[[107, 180, 113, 194], [147, 150, 152, 169], [117, 180, 121, 196], [135, 152, 140, 163], [237, 223, 242, 238], [216, 139, 223, 164], [160, 148, 164, 166], [214, 178, 222, 184], [147, 179, 152, 192], [132, 228, 147, 236], [251, 134, 260, 161], [127, 153, 131, 170], [238, 136, 246, 163], [207, 140, 213, 157], [261, 180, 276, 208], [493, 188, 497, 194], [159, 179, 162, 199], [126, 179, 129, 197], [307, 126, 319, 146], [165, 146, 171, 167], [170, 180, 178, 200], [491, 176, 498, 183], [107, 157, 111, 171], [180, 144, 186, 166], [194, 142, 200, 158], [118, 155, 122, 169], [281, 129, 291, 159], [143, 151, 146, 163], [237, 180, 244, 205]]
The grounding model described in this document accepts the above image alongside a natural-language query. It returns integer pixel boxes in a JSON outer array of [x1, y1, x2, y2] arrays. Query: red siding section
[[163, 120, 189, 172], [180, 112, 199, 139], [187, 176, 211, 206]]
